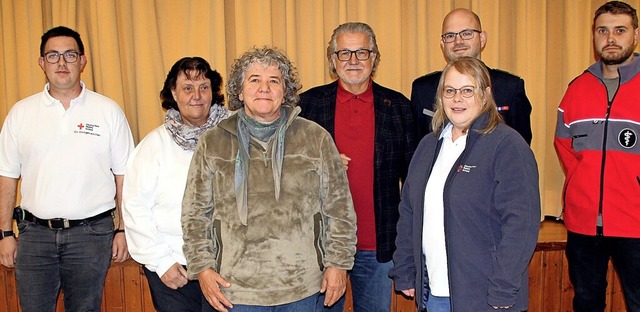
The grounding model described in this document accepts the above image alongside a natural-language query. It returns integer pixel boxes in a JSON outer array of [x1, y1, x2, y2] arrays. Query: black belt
[[23, 209, 114, 229]]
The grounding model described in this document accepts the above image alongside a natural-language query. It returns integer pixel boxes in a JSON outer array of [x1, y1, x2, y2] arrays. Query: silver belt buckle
[[47, 219, 70, 229]]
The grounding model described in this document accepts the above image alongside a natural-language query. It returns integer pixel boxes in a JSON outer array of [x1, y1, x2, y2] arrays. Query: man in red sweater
[[299, 22, 418, 312]]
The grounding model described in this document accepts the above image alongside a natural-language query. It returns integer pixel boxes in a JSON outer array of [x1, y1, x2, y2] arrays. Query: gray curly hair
[[227, 47, 301, 111]]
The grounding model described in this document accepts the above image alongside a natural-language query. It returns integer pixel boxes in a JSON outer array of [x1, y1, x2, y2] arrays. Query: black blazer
[[299, 80, 418, 262], [410, 68, 533, 144]]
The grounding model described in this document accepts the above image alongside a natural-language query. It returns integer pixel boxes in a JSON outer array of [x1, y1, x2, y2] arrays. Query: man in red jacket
[[554, 1, 640, 311]]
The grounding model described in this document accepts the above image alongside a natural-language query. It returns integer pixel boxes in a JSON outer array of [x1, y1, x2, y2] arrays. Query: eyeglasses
[[43, 51, 80, 64], [442, 86, 476, 99], [441, 29, 481, 43], [334, 49, 373, 61]]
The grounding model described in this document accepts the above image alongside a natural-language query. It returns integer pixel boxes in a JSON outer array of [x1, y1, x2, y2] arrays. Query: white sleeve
[[109, 104, 134, 175], [0, 105, 23, 178], [122, 132, 175, 277]]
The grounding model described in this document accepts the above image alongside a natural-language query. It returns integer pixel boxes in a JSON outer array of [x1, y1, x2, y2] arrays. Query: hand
[[320, 267, 347, 307], [340, 154, 351, 171], [0, 237, 17, 268], [198, 268, 232, 312], [161, 263, 189, 289], [401, 288, 415, 298], [111, 232, 130, 262], [492, 305, 513, 309]]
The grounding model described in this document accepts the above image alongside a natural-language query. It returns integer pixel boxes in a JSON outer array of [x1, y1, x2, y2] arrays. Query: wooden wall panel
[[0, 269, 19, 312], [560, 255, 573, 311], [103, 265, 125, 311], [394, 291, 416, 311], [527, 252, 543, 311], [122, 266, 143, 311], [0, 221, 629, 311], [141, 273, 155, 311], [542, 250, 566, 310]]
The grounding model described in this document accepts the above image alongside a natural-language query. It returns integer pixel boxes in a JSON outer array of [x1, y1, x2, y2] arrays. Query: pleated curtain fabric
[[1, 0, 633, 217]]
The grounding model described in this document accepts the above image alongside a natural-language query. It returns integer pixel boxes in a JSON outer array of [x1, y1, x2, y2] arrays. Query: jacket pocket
[[211, 219, 223, 272], [313, 212, 325, 271], [571, 133, 588, 149]]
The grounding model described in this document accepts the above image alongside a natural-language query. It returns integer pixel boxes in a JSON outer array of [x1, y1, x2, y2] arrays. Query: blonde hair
[[431, 56, 502, 136]]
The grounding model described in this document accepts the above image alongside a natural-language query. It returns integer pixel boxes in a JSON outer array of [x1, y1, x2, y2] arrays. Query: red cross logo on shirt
[[77, 123, 84, 130]]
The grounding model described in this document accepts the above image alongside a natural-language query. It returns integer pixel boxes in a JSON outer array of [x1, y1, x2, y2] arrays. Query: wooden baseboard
[[0, 221, 627, 312]]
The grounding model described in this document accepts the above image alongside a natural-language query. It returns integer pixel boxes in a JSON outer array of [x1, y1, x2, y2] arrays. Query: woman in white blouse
[[122, 57, 228, 312]]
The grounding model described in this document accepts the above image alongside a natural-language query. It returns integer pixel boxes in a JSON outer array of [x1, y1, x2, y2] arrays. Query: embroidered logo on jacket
[[457, 164, 476, 173], [618, 128, 637, 149]]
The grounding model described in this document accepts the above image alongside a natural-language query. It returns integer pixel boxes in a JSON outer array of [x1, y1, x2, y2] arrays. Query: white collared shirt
[[0, 82, 133, 219], [422, 123, 467, 296]]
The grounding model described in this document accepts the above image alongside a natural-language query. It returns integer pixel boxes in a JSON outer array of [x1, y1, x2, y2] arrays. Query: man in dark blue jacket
[[411, 8, 532, 144], [299, 22, 418, 312]]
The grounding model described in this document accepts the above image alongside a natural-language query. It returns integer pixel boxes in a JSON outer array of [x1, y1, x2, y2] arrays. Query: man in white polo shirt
[[0, 26, 133, 311]]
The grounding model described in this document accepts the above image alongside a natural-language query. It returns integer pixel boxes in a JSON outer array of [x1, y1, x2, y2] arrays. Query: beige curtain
[[1, 0, 634, 217]]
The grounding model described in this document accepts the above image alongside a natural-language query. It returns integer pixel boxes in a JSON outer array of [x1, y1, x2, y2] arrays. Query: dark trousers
[[143, 266, 214, 312], [566, 231, 640, 312], [15, 215, 113, 312]]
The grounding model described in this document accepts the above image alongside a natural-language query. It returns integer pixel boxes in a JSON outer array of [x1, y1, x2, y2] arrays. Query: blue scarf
[[234, 108, 287, 226]]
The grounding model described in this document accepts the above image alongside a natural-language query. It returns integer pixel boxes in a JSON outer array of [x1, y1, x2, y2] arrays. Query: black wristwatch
[[0, 230, 15, 240]]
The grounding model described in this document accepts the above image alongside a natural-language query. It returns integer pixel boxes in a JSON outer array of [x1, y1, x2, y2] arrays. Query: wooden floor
[[0, 220, 628, 312]]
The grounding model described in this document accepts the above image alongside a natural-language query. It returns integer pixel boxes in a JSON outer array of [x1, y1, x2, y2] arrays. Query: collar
[[439, 123, 454, 140], [439, 113, 490, 140], [336, 79, 374, 103], [588, 52, 640, 84], [439, 122, 469, 144], [219, 104, 301, 136], [42, 81, 87, 107]]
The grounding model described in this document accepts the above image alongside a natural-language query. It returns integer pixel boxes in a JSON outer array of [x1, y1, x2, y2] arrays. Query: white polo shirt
[[0, 83, 134, 219], [422, 123, 467, 297]]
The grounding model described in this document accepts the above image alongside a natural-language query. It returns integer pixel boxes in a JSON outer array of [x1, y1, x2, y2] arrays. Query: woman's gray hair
[[326, 22, 381, 78], [227, 47, 301, 111]]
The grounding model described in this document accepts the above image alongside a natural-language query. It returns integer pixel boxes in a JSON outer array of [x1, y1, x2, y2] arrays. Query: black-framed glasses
[[442, 86, 476, 99], [43, 51, 80, 64], [334, 49, 373, 61], [441, 29, 481, 43]]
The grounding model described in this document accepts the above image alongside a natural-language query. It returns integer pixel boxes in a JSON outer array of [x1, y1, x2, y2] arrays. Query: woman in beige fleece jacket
[[181, 47, 357, 312]]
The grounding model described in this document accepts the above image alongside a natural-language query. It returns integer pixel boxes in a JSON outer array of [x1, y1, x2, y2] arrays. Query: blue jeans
[[143, 266, 214, 312], [15, 214, 114, 312], [227, 292, 319, 311], [317, 250, 393, 312], [566, 231, 640, 312], [425, 292, 451, 312]]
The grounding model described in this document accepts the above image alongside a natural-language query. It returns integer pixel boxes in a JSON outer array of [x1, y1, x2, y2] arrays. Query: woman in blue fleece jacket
[[390, 57, 540, 312]]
